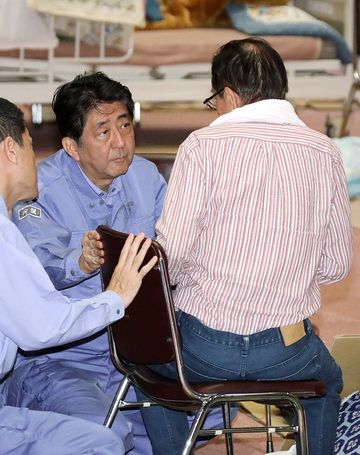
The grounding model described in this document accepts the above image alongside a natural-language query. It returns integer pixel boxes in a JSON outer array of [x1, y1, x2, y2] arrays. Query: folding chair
[[340, 0, 360, 137], [97, 225, 326, 455]]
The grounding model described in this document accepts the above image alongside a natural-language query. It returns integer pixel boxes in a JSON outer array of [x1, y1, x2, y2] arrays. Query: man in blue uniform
[[0, 97, 157, 454], [3, 73, 167, 454]]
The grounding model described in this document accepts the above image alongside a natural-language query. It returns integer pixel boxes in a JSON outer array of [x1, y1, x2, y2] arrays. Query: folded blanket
[[27, 0, 145, 26], [225, 3, 352, 64]]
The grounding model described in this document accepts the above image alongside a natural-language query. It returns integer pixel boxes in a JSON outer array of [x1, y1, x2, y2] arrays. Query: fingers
[[132, 237, 152, 270], [117, 233, 143, 267], [84, 231, 104, 255], [140, 255, 158, 278], [88, 230, 101, 241], [106, 233, 158, 308], [117, 233, 157, 275], [79, 230, 105, 273], [82, 230, 99, 247]]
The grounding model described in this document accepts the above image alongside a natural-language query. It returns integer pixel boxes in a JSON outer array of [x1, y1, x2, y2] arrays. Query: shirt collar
[[210, 99, 305, 128], [75, 162, 122, 198]]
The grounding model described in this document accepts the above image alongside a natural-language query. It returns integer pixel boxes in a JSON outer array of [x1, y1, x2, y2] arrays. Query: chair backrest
[[97, 225, 179, 366]]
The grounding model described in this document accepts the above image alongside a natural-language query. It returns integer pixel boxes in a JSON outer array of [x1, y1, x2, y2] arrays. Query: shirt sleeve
[[13, 201, 92, 290], [156, 137, 206, 284], [0, 221, 124, 352], [317, 156, 354, 284]]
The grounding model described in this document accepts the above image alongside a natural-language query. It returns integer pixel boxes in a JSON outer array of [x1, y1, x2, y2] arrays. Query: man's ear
[[2, 136, 19, 165], [62, 137, 80, 162], [224, 86, 243, 109]]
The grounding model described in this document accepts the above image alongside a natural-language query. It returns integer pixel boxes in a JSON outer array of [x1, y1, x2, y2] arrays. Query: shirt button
[[99, 192, 104, 197], [71, 270, 76, 276], [99, 200, 105, 205], [89, 202, 95, 208], [116, 309, 121, 315], [111, 188, 116, 192]]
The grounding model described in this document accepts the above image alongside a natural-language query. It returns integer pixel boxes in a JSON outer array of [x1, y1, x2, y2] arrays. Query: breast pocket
[[124, 212, 156, 238]]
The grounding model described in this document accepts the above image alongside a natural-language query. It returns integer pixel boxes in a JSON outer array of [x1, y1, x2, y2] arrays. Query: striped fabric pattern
[[156, 121, 353, 335]]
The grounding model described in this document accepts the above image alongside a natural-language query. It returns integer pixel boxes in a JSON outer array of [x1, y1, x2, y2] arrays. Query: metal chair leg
[[183, 404, 210, 455], [222, 402, 234, 455], [104, 376, 131, 427], [289, 397, 308, 455], [265, 404, 274, 453]]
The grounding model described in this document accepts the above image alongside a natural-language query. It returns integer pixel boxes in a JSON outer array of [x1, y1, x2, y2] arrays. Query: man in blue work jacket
[[0, 97, 157, 454], [3, 73, 167, 454]]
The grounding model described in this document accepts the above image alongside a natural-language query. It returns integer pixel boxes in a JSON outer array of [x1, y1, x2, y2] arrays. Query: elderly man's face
[[71, 101, 135, 191]]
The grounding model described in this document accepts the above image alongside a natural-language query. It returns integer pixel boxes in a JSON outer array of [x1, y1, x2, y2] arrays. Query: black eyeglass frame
[[203, 88, 224, 110]]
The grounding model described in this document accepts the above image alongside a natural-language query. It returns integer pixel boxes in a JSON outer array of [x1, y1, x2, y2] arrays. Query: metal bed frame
[[0, 0, 355, 110]]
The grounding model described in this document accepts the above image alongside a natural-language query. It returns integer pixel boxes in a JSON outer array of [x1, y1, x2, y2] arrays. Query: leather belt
[[280, 321, 306, 346]]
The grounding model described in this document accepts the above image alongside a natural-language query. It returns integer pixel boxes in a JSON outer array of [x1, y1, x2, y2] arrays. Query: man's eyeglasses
[[203, 88, 224, 111]]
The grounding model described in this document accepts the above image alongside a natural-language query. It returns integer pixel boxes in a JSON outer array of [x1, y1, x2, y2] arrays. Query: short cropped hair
[[0, 98, 25, 146], [52, 72, 135, 142], [211, 38, 288, 105]]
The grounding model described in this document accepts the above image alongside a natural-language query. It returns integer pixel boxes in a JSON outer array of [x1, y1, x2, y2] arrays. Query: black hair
[[52, 71, 135, 142], [0, 98, 25, 146], [211, 38, 288, 104]]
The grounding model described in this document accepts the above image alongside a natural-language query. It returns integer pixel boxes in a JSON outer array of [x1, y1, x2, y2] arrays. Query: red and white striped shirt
[[156, 101, 353, 335]]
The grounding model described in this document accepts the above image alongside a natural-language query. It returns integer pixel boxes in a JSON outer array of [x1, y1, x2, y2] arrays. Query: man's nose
[[111, 128, 126, 147]]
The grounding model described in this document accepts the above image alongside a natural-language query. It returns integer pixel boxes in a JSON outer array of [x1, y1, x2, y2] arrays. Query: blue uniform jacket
[[0, 194, 124, 380], [12, 149, 166, 364]]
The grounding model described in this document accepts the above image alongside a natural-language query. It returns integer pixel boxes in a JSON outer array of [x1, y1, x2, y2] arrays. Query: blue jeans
[[136, 311, 343, 455]]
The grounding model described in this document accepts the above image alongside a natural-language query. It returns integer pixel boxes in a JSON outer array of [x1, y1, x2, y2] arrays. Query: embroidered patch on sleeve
[[18, 205, 42, 220]]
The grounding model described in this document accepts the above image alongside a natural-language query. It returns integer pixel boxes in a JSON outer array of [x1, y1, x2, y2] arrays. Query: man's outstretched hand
[[106, 233, 158, 308]]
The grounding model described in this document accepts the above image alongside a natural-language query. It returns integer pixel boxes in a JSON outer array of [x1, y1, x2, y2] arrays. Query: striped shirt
[[156, 102, 353, 335]]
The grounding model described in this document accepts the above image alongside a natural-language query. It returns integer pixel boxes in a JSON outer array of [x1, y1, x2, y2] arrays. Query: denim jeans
[[136, 311, 343, 455]]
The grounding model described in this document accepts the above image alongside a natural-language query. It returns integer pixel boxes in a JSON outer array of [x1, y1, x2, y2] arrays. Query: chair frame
[[97, 225, 326, 455]]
